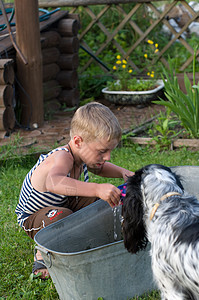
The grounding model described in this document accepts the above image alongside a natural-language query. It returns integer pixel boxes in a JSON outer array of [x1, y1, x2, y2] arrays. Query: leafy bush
[[154, 49, 199, 138], [148, 110, 182, 149]]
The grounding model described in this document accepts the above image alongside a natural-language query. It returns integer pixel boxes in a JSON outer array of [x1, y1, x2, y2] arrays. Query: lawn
[[0, 144, 199, 299]]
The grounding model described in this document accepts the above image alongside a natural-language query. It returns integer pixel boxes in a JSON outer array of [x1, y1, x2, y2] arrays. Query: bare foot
[[33, 250, 50, 279]]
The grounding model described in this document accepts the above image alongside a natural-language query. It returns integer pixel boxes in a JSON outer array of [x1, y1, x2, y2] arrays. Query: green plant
[[79, 72, 111, 99], [154, 48, 199, 138], [106, 40, 161, 91], [148, 110, 182, 149], [0, 133, 23, 160]]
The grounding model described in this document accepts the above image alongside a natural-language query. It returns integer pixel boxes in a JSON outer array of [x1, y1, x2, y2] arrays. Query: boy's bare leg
[[34, 250, 50, 279]]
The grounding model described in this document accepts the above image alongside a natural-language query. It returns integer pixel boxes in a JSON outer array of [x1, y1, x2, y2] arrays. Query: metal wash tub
[[34, 166, 199, 300]]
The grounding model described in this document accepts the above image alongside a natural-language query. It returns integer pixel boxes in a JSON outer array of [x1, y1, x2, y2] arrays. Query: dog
[[122, 164, 199, 300]]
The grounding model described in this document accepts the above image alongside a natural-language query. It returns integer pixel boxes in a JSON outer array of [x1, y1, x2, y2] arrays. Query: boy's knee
[[44, 207, 73, 223], [23, 207, 73, 239]]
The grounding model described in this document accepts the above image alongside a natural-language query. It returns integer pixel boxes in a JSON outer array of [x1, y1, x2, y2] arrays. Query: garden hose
[[0, 6, 110, 128], [80, 44, 110, 72], [0, 6, 61, 130], [39, 8, 61, 22], [0, 7, 109, 71], [0, 7, 15, 31], [0, 7, 61, 31]]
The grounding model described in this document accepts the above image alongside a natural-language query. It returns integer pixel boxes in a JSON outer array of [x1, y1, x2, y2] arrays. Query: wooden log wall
[[41, 13, 80, 114], [0, 59, 15, 137]]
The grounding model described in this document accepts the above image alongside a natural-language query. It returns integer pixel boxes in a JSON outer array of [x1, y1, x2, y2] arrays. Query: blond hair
[[70, 102, 122, 142]]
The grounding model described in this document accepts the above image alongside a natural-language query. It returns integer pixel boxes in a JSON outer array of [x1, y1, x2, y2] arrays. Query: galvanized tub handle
[[34, 246, 52, 268]]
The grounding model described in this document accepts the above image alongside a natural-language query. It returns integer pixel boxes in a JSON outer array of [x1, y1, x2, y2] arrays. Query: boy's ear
[[73, 135, 83, 148]]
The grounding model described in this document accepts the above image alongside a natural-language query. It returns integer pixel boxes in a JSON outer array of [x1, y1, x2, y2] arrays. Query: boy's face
[[79, 138, 118, 169]]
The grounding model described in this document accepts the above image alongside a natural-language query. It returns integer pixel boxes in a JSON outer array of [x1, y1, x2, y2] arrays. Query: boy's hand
[[97, 183, 121, 208], [122, 170, 134, 182]]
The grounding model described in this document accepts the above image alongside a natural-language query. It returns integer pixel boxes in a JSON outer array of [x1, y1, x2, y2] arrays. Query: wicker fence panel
[[39, 0, 199, 75]]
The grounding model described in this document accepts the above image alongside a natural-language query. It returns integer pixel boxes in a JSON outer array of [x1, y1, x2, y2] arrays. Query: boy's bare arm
[[89, 162, 134, 180], [46, 167, 121, 207]]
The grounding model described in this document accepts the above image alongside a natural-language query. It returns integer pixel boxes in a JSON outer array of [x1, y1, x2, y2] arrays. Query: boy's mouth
[[95, 162, 104, 168]]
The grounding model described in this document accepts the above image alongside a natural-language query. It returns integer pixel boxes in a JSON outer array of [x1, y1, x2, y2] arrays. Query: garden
[[1, 147, 199, 299], [1, 0, 199, 299]]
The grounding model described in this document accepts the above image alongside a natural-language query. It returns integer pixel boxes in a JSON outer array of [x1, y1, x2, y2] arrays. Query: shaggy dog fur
[[122, 164, 199, 300]]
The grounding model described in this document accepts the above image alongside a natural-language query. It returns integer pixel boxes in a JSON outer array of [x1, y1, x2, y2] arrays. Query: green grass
[[0, 145, 199, 299]]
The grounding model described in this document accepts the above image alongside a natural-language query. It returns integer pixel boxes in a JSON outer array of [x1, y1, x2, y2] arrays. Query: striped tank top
[[15, 147, 89, 227]]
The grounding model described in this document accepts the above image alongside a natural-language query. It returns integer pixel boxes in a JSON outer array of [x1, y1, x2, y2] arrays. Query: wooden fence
[[39, 0, 199, 75]]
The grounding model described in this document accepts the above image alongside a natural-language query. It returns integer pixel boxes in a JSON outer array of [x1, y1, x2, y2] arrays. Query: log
[[58, 88, 79, 107], [42, 47, 60, 65], [58, 19, 78, 37], [0, 130, 6, 138], [43, 80, 62, 101], [173, 139, 199, 148], [0, 59, 14, 85], [129, 137, 199, 149], [41, 30, 61, 49], [67, 13, 81, 29], [59, 37, 79, 53], [0, 106, 15, 131], [58, 53, 79, 70], [43, 63, 60, 82], [44, 99, 61, 112], [57, 70, 78, 88], [0, 85, 13, 107]]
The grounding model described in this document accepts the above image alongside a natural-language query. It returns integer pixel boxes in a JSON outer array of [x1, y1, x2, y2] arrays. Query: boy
[[15, 102, 134, 279]]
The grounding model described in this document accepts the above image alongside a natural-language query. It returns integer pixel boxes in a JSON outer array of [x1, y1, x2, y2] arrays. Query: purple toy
[[118, 183, 127, 204]]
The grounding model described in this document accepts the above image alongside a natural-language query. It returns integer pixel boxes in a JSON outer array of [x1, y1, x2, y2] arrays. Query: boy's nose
[[103, 151, 111, 161]]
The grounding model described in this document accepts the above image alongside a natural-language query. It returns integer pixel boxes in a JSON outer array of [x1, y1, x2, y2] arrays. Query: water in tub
[[112, 184, 126, 241]]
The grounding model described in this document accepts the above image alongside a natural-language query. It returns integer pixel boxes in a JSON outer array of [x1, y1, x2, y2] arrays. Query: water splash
[[112, 206, 122, 241], [113, 207, 118, 240], [112, 184, 127, 241]]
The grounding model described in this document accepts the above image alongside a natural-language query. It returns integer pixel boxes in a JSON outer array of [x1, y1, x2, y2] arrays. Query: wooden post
[[15, 0, 43, 128]]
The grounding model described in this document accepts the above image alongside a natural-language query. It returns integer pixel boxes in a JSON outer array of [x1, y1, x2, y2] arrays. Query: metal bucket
[[34, 166, 199, 300]]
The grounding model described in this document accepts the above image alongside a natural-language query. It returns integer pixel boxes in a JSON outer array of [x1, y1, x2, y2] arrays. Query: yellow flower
[[122, 59, 127, 64], [116, 60, 121, 64], [151, 71, 154, 73], [155, 49, 159, 53], [147, 72, 150, 76], [122, 64, 126, 69], [113, 66, 117, 70], [150, 73, 154, 78], [155, 43, 158, 48], [147, 39, 153, 45], [128, 69, 133, 73], [116, 55, 121, 59], [144, 54, 148, 58]]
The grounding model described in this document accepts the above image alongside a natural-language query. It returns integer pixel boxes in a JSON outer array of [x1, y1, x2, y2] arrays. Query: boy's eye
[[99, 150, 106, 154]]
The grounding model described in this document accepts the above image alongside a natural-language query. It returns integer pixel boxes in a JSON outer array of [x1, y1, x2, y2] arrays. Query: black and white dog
[[122, 164, 199, 300]]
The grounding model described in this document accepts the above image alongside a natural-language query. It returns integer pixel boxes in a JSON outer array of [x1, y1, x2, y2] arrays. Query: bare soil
[[0, 98, 167, 155]]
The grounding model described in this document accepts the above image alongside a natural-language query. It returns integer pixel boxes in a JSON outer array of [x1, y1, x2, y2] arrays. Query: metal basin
[[34, 166, 199, 300]]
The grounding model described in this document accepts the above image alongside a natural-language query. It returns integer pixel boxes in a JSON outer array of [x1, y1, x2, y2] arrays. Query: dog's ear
[[122, 172, 148, 254]]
